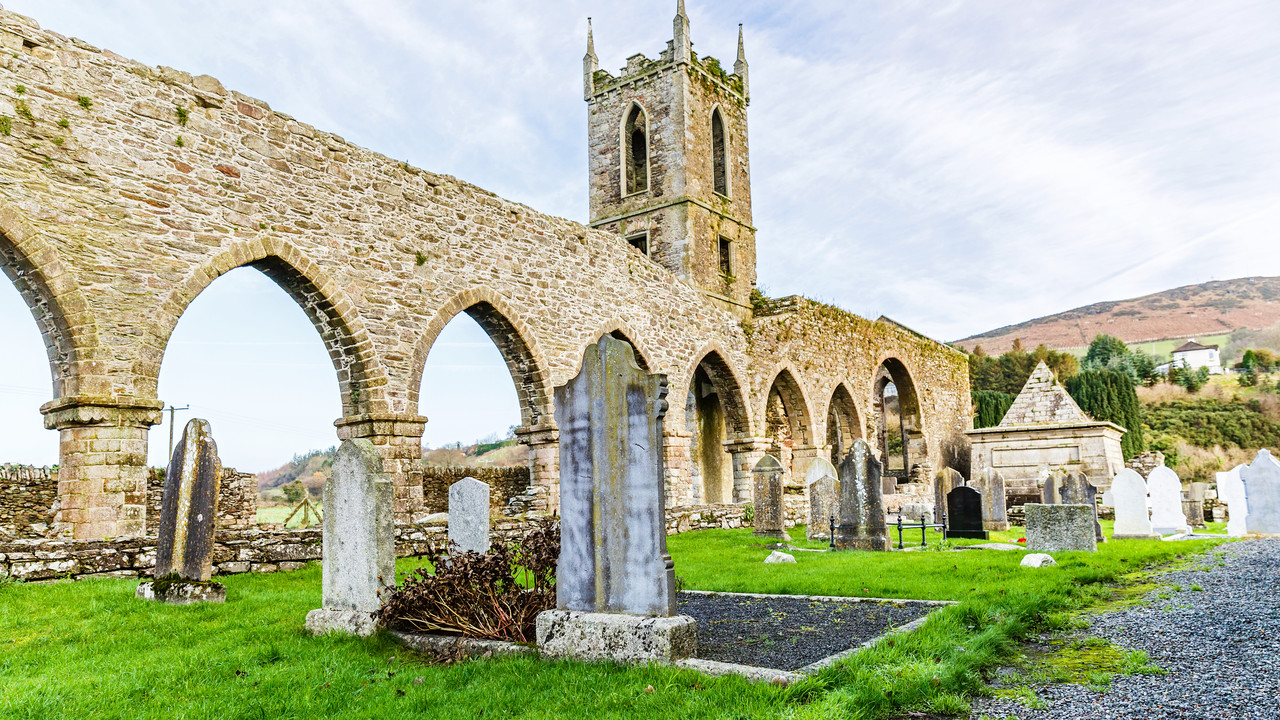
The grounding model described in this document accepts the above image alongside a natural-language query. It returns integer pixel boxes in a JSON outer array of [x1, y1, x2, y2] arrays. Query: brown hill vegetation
[[955, 277, 1280, 354]]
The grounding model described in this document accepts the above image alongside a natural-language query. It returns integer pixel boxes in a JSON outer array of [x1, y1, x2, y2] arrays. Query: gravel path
[[676, 591, 932, 671], [972, 539, 1280, 720]]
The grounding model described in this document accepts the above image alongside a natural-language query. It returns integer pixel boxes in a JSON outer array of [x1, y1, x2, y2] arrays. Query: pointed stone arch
[[621, 101, 650, 196], [410, 286, 554, 431], [588, 319, 654, 372], [683, 344, 751, 436], [826, 382, 862, 466], [762, 365, 815, 459], [872, 356, 925, 483], [153, 238, 387, 417], [682, 345, 752, 504]]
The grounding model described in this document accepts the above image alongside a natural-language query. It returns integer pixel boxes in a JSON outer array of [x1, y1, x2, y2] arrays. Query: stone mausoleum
[[966, 362, 1124, 504], [0, 3, 971, 541]]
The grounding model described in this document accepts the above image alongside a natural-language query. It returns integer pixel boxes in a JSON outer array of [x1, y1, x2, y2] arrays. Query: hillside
[[954, 277, 1280, 355], [255, 440, 524, 492]]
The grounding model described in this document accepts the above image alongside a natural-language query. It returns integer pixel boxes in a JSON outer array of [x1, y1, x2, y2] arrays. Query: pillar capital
[[334, 413, 428, 440], [41, 395, 164, 430], [514, 422, 559, 446]]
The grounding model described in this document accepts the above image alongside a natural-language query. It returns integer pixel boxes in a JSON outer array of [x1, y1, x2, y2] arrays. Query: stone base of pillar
[[136, 579, 226, 604], [536, 609, 697, 664], [305, 608, 378, 637]]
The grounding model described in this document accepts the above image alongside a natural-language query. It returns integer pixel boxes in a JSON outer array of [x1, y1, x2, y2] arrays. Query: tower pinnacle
[[734, 23, 749, 101], [673, 0, 691, 64], [583, 17, 599, 101]]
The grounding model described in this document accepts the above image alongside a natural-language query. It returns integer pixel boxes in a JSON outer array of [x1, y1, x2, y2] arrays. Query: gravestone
[[933, 468, 964, 522], [1024, 503, 1097, 552], [946, 486, 988, 540], [834, 439, 888, 551], [972, 465, 1009, 531], [805, 458, 839, 542], [1148, 466, 1190, 535], [137, 418, 225, 605], [536, 335, 696, 664], [751, 455, 788, 541], [1059, 471, 1104, 543], [1216, 465, 1248, 537], [1241, 449, 1280, 536], [1040, 469, 1064, 505], [448, 476, 490, 554], [305, 438, 395, 636], [1110, 469, 1159, 540]]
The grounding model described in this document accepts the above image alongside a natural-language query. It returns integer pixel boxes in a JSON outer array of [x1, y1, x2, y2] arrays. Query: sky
[[1, 0, 1278, 471]]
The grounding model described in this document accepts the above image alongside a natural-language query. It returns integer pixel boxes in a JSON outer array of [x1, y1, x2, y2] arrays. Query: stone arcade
[[0, 4, 970, 542]]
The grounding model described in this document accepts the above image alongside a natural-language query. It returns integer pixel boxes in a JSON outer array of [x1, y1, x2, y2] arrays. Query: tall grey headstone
[[1059, 471, 1103, 543], [1242, 449, 1280, 536], [933, 467, 963, 521], [751, 455, 788, 541], [537, 335, 696, 664], [1216, 465, 1248, 537], [305, 438, 395, 637], [973, 465, 1009, 531], [1025, 503, 1097, 552], [448, 476, 491, 554], [138, 418, 225, 604], [1110, 469, 1158, 540], [805, 457, 839, 542], [1148, 466, 1190, 535], [834, 439, 888, 551]]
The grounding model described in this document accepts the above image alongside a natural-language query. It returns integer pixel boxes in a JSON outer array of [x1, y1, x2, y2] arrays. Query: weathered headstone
[[1241, 449, 1280, 536], [834, 439, 888, 551], [933, 467, 964, 521], [1059, 471, 1103, 543], [972, 465, 1009, 531], [751, 455, 788, 541], [1110, 469, 1159, 540], [305, 438, 395, 636], [536, 335, 696, 664], [448, 476, 490, 554], [1040, 469, 1064, 505], [946, 486, 988, 539], [1024, 503, 1097, 552], [805, 457, 839, 542], [137, 418, 225, 604], [1148, 466, 1190, 535], [1216, 465, 1248, 537]]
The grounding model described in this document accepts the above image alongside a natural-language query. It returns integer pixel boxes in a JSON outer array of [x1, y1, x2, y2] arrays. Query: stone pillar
[[334, 413, 427, 523], [41, 396, 163, 539], [662, 430, 693, 508], [724, 437, 770, 504], [514, 423, 559, 515]]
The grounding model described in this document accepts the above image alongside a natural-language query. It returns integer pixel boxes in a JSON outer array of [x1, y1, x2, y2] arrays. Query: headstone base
[[136, 579, 225, 605], [1111, 533, 1162, 541], [1152, 525, 1192, 536], [983, 520, 1011, 532], [536, 610, 697, 664], [833, 527, 889, 551], [948, 529, 989, 540], [752, 529, 789, 541], [305, 608, 378, 637]]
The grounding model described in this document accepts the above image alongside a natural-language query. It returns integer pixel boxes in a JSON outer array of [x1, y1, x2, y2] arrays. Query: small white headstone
[[805, 458, 839, 542], [1111, 469, 1158, 540], [763, 550, 796, 564], [1020, 553, 1057, 568], [448, 476, 491, 554], [1242, 449, 1280, 536], [1216, 465, 1248, 537], [1147, 466, 1189, 535]]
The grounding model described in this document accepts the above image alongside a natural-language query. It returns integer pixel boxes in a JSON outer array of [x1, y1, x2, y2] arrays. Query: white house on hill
[[1158, 339, 1223, 375]]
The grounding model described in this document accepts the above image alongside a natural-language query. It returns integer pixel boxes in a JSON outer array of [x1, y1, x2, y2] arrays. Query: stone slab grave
[[448, 476, 490, 554], [805, 458, 839, 542], [536, 335, 696, 664], [1148, 466, 1191, 535], [1110, 468, 1160, 540], [137, 419, 226, 605], [1241, 449, 1280, 537], [1217, 465, 1248, 537], [1024, 503, 1097, 553], [834, 439, 888, 551], [972, 465, 1009, 532], [751, 455, 788, 541], [305, 438, 395, 637], [946, 486, 988, 540], [1058, 471, 1104, 543]]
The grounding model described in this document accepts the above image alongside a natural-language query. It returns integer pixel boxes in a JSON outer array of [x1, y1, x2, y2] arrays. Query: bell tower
[[584, 3, 756, 317]]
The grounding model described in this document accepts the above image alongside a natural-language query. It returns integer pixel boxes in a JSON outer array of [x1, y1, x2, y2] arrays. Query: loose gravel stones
[[971, 539, 1280, 720], [676, 591, 932, 671]]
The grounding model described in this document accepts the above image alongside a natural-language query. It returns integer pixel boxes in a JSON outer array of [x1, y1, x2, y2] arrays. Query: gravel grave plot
[[675, 591, 933, 671], [971, 539, 1280, 720]]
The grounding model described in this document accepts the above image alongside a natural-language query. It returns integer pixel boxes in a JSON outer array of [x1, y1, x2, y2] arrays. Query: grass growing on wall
[[0, 529, 1224, 720]]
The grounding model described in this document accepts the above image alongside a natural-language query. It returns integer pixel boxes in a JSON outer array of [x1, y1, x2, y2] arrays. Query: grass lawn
[[256, 502, 324, 528], [0, 526, 1226, 720]]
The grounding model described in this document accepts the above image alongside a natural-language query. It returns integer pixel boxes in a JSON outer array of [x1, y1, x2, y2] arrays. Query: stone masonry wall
[[418, 465, 532, 516], [143, 466, 257, 531], [0, 464, 57, 539]]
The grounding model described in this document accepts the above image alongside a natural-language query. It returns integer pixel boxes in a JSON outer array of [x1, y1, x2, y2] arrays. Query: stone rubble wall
[[1125, 451, 1166, 479], [418, 465, 532, 516], [0, 465, 57, 539], [144, 466, 258, 531]]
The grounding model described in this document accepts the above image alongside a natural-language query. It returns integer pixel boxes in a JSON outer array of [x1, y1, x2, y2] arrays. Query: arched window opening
[[711, 108, 728, 197], [764, 370, 811, 483], [0, 273, 58, 465], [686, 366, 732, 504], [873, 359, 925, 488], [826, 385, 861, 467], [624, 104, 649, 195], [878, 381, 906, 480]]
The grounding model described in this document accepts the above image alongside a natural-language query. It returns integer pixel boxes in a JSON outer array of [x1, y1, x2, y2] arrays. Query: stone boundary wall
[[0, 465, 57, 539], [143, 466, 257, 531], [418, 465, 531, 515]]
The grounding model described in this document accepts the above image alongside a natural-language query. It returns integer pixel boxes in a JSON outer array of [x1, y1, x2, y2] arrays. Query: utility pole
[[165, 404, 190, 460]]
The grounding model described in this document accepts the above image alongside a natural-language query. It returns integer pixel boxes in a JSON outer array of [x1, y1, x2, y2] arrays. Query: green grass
[[0, 527, 1226, 720], [256, 503, 324, 528]]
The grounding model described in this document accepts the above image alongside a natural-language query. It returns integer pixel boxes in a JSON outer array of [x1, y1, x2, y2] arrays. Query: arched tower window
[[624, 104, 649, 195], [711, 107, 728, 197]]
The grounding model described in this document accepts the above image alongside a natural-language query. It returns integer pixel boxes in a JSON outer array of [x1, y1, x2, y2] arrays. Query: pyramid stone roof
[[998, 362, 1091, 427]]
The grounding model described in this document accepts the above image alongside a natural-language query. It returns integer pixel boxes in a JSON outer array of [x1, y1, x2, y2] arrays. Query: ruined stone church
[[0, 3, 970, 540]]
